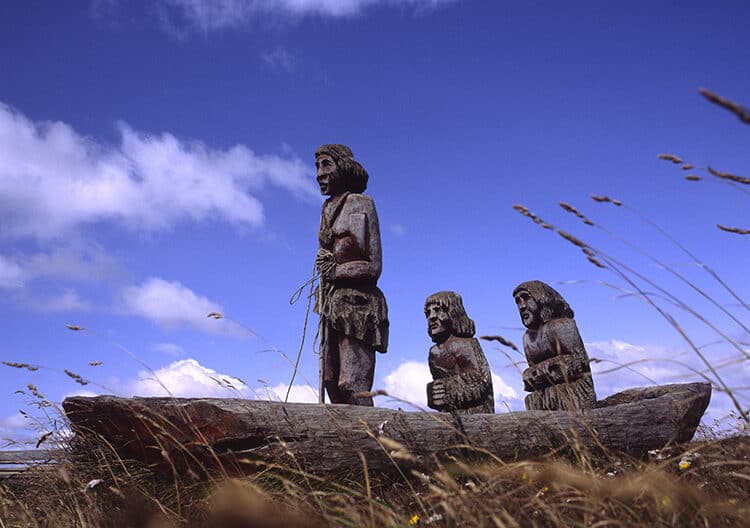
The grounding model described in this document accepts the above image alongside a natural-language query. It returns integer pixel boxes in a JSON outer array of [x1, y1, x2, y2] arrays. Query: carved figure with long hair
[[513, 280, 596, 411], [424, 291, 494, 414]]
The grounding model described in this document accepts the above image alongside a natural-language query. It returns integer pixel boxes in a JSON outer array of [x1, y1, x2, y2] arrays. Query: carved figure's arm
[[522, 320, 591, 391], [334, 196, 383, 282], [430, 340, 492, 411]]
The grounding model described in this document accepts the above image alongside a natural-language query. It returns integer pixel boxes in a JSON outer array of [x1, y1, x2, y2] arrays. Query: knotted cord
[[286, 251, 336, 402]]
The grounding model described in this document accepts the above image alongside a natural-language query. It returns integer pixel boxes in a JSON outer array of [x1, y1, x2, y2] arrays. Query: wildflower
[[661, 496, 671, 507], [728, 498, 737, 505], [678, 459, 691, 470], [409, 514, 420, 525]]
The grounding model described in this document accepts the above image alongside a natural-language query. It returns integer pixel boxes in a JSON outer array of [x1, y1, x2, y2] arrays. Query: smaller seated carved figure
[[425, 291, 494, 414], [513, 281, 596, 412]]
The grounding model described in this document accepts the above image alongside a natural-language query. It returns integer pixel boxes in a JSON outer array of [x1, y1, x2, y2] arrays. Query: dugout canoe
[[63, 382, 711, 475]]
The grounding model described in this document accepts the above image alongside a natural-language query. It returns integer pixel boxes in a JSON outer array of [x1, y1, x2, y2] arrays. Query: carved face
[[514, 290, 540, 329], [425, 302, 452, 343], [315, 154, 341, 196]]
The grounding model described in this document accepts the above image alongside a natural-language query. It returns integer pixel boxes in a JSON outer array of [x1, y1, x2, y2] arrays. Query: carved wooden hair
[[424, 291, 476, 338], [315, 144, 369, 193], [512, 280, 575, 323]]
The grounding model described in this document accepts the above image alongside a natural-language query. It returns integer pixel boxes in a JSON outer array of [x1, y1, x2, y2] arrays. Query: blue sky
[[1, 0, 748, 446]]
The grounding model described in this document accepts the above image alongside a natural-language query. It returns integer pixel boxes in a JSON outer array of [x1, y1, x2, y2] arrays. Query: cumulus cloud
[[120, 277, 248, 336], [263, 382, 318, 403], [124, 358, 247, 397], [122, 358, 317, 402], [0, 102, 317, 240], [382, 361, 431, 408], [381, 360, 518, 410], [156, 0, 457, 32]]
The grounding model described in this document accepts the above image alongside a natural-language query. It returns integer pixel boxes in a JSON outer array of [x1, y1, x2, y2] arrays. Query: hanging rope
[[286, 253, 336, 403]]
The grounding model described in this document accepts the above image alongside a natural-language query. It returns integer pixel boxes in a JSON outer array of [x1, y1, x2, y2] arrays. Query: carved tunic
[[521, 318, 595, 411], [315, 193, 388, 386], [428, 336, 494, 414]]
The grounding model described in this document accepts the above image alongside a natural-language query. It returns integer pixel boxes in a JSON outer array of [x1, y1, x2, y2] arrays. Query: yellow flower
[[728, 498, 737, 505], [661, 496, 671, 507], [678, 459, 691, 470], [409, 514, 420, 525]]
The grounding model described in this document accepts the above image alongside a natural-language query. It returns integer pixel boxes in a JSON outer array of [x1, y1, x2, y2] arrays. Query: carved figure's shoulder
[[343, 193, 374, 213], [546, 317, 577, 333], [444, 336, 476, 354]]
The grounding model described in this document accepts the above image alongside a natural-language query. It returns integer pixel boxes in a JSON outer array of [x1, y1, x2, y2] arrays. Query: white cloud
[[22, 244, 126, 284], [122, 358, 317, 403], [125, 358, 247, 397], [491, 373, 518, 401], [156, 0, 456, 32], [264, 382, 319, 403], [381, 360, 518, 410], [586, 339, 681, 391], [120, 277, 248, 336], [0, 413, 35, 446], [0, 102, 318, 240], [382, 360, 431, 408], [25, 289, 91, 313], [0, 255, 26, 289], [261, 48, 296, 72]]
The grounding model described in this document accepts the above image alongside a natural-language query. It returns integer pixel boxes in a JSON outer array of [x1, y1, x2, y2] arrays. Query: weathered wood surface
[[63, 382, 710, 475]]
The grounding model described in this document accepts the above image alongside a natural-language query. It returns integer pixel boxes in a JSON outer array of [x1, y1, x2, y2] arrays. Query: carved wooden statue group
[[313, 144, 596, 414]]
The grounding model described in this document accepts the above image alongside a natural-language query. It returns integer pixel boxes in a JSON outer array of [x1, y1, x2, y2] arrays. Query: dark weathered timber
[[63, 382, 710, 476]]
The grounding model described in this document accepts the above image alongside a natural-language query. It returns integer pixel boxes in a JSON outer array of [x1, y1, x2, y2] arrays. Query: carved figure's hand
[[427, 379, 447, 409], [316, 248, 336, 281]]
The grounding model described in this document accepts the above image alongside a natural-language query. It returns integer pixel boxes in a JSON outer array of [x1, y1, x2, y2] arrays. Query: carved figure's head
[[315, 144, 368, 196], [424, 291, 475, 343], [512, 281, 574, 329]]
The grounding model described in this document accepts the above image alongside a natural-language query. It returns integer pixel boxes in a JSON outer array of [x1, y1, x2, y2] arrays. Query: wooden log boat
[[62, 382, 711, 475]]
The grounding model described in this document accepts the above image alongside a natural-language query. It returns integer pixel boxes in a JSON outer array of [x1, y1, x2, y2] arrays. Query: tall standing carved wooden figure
[[425, 291, 494, 414], [513, 280, 596, 411], [314, 144, 389, 406]]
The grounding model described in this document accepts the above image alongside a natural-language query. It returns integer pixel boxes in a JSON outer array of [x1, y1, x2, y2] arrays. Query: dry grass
[[1, 429, 748, 527]]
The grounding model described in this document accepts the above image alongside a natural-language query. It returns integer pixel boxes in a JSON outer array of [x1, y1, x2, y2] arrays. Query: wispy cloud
[[155, 0, 457, 33], [0, 256, 26, 289], [389, 223, 406, 237], [119, 277, 249, 336], [0, 102, 318, 240], [153, 342, 186, 356], [261, 48, 297, 72], [24, 289, 92, 313]]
